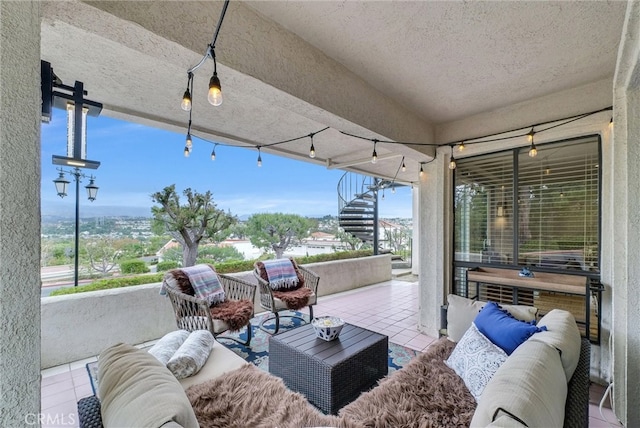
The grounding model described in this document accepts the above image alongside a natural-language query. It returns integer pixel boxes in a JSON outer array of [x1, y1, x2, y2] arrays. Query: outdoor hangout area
[[40, 257, 619, 427], [4, 1, 640, 427]]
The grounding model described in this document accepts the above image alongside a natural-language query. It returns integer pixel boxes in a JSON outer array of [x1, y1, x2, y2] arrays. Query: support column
[[418, 150, 450, 336], [0, 1, 42, 426], [612, 1, 640, 425]]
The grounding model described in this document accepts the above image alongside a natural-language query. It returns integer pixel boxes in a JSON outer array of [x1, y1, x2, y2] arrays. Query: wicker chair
[[253, 261, 320, 334], [162, 267, 256, 346]]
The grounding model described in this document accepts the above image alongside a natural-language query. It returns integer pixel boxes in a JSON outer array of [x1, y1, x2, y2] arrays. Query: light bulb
[[186, 133, 193, 149], [210, 148, 216, 161], [458, 142, 465, 152], [208, 73, 222, 106], [257, 154, 262, 167], [529, 143, 537, 158], [402, 161, 406, 172], [609, 118, 613, 129], [419, 165, 424, 177], [309, 143, 316, 158], [184, 146, 190, 157], [371, 150, 378, 164], [449, 158, 457, 170], [181, 89, 192, 111], [392, 187, 396, 194]]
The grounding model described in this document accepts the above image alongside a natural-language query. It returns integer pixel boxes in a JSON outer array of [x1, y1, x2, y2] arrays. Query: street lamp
[[53, 167, 99, 287]]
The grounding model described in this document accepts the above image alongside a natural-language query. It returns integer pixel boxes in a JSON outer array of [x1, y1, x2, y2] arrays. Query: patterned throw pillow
[[147, 330, 190, 366], [445, 323, 508, 401], [167, 330, 216, 379]]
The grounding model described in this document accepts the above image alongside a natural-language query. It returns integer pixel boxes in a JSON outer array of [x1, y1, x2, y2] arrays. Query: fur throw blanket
[[209, 300, 253, 331], [273, 287, 313, 310], [339, 337, 476, 427], [186, 338, 475, 428], [186, 364, 344, 428]]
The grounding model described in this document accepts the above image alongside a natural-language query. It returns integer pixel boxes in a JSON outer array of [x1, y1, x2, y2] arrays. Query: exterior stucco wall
[[612, 1, 640, 425], [41, 255, 392, 368], [0, 1, 42, 425]]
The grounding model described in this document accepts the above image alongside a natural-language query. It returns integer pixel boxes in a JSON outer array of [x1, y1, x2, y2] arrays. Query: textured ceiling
[[40, 0, 627, 184]]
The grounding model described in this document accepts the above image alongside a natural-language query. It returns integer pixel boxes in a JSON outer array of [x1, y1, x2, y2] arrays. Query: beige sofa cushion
[[529, 309, 582, 382], [470, 339, 567, 427], [98, 343, 199, 428], [178, 339, 249, 390], [446, 294, 538, 342]]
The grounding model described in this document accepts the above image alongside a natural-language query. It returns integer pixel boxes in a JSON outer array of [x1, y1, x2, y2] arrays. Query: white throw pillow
[[167, 330, 216, 379], [445, 322, 508, 401], [147, 329, 190, 366]]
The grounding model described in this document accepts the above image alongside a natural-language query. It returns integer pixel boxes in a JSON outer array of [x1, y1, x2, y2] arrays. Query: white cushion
[[471, 339, 567, 427], [178, 340, 248, 390], [529, 309, 581, 382], [445, 323, 508, 401], [98, 343, 199, 428], [147, 330, 190, 366], [167, 330, 216, 379], [446, 294, 538, 342]]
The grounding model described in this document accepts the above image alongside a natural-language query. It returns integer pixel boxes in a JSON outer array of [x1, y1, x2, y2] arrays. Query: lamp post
[[53, 167, 98, 287]]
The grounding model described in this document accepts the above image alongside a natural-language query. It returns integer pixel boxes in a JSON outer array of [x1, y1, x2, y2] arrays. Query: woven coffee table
[[269, 322, 388, 415]]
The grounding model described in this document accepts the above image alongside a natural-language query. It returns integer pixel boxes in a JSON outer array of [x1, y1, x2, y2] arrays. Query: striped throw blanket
[[262, 258, 300, 290], [182, 264, 226, 306]]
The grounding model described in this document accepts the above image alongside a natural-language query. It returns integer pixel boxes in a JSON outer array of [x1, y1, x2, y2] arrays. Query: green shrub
[[49, 273, 164, 296], [48, 250, 376, 296], [156, 261, 180, 272], [120, 259, 150, 274]]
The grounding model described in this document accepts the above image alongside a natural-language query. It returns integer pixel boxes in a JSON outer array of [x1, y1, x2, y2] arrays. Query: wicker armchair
[[162, 268, 256, 346], [253, 261, 320, 334]]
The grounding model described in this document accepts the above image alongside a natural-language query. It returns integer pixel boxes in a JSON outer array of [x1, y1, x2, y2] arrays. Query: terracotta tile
[[41, 371, 71, 386], [41, 379, 74, 398], [41, 391, 77, 411]]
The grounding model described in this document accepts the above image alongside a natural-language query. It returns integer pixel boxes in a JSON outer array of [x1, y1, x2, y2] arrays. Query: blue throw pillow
[[474, 302, 547, 355]]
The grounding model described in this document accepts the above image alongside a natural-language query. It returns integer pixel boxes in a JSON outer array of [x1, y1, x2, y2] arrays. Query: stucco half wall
[[41, 255, 392, 369]]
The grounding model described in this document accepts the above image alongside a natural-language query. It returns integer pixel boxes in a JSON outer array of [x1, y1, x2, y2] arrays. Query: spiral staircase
[[338, 172, 392, 247]]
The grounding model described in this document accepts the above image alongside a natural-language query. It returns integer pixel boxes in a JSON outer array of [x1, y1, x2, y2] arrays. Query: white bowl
[[312, 316, 345, 341]]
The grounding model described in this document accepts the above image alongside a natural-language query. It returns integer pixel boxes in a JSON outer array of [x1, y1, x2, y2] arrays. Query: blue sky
[[41, 112, 412, 219]]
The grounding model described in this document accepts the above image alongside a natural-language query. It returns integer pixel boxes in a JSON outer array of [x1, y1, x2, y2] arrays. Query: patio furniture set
[[76, 260, 590, 427]]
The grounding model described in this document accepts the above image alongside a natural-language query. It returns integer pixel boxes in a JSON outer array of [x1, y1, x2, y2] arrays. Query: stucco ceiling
[[40, 0, 627, 185]]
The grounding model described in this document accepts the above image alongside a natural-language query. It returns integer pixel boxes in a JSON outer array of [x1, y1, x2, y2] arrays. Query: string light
[[184, 146, 190, 157], [186, 132, 193, 149], [181, 73, 192, 111], [449, 145, 457, 170], [309, 134, 316, 158], [371, 140, 378, 164], [210, 144, 217, 161], [419, 163, 424, 178], [381, 188, 385, 200], [391, 186, 396, 194], [401, 158, 406, 172], [458, 141, 465, 152], [257, 147, 262, 167], [527, 128, 537, 157], [207, 50, 223, 106], [609, 117, 613, 129]]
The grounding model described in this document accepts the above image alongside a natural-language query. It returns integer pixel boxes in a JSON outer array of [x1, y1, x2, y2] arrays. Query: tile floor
[[40, 279, 622, 427]]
